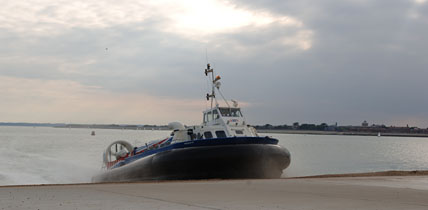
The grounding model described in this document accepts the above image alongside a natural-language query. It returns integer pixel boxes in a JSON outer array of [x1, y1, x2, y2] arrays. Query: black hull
[[92, 144, 290, 183]]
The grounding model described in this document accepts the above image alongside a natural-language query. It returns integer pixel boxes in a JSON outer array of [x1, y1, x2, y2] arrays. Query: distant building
[[325, 123, 338, 131], [292, 122, 299, 129], [371, 124, 386, 128], [362, 120, 368, 127]]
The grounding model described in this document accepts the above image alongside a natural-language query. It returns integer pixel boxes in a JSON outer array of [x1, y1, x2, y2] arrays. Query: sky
[[0, 0, 427, 127]]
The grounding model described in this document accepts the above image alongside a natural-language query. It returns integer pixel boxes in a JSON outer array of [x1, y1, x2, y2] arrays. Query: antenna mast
[[204, 63, 230, 109], [205, 63, 216, 108]]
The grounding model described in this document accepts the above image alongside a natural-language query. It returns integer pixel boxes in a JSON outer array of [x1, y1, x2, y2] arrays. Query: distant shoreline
[[258, 129, 428, 138], [2, 124, 428, 137], [0, 123, 169, 130]]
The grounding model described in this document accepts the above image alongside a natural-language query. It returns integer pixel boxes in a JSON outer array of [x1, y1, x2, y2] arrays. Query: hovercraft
[[92, 64, 291, 182]]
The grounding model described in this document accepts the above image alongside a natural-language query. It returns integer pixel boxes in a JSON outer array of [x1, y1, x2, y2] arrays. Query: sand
[[1, 171, 428, 210]]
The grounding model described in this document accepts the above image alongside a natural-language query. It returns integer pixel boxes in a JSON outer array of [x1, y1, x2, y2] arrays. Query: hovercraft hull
[[92, 140, 290, 182]]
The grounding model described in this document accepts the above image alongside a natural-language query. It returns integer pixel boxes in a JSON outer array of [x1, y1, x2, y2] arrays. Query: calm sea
[[1, 126, 428, 186]]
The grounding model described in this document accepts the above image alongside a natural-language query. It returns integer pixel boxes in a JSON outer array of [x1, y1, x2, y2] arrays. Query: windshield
[[219, 108, 242, 117]]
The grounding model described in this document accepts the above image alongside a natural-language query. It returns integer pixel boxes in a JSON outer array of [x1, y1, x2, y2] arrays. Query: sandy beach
[[1, 171, 428, 210]]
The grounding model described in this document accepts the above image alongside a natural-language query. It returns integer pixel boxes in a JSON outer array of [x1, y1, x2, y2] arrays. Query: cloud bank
[[0, 0, 427, 127]]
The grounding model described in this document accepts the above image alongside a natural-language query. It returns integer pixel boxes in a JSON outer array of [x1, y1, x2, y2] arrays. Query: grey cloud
[[1, 0, 428, 127], [226, 0, 428, 126]]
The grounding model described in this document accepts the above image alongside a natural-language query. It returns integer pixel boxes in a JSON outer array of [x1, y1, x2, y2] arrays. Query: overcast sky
[[1, 0, 427, 127]]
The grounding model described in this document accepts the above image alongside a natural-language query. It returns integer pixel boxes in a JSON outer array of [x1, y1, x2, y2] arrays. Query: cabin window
[[206, 111, 213, 122], [215, 130, 227, 138], [219, 108, 242, 117], [204, 131, 213, 139], [235, 130, 244, 135], [213, 110, 220, 119]]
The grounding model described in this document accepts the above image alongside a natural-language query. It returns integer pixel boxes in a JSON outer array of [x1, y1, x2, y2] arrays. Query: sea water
[[275, 133, 428, 177], [1, 126, 428, 186], [0, 126, 170, 186]]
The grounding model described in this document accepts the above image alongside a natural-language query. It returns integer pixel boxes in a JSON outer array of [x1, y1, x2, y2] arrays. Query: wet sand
[[1, 171, 428, 210], [293, 169, 428, 178]]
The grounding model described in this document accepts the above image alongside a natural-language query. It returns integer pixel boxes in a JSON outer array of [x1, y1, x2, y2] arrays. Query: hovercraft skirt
[[92, 144, 290, 182]]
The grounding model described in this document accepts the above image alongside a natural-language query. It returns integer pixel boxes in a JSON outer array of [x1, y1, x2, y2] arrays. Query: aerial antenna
[[205, 48, 209, 64], [204, 48, 212, 110]]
